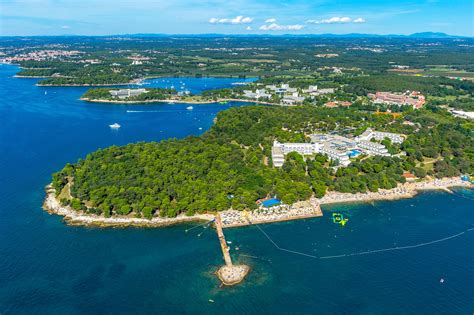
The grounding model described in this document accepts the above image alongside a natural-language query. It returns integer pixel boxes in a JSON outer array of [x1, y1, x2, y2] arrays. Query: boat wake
[[126, 110, 170, 113]]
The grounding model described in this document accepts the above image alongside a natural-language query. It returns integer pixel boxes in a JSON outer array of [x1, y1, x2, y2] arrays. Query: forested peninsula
[[51, 105, 473, 219], [81, 88, 176, 102]]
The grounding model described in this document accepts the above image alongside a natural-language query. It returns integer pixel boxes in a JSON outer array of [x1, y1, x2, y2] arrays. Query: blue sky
[[0, 0, 473, 36]]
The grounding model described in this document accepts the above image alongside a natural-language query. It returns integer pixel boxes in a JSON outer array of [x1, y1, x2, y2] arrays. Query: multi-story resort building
[[356, 140, 389, 156], [282, 92, 306, 105], [272, 141, 320, 167], [266, 84, 297, 94], [243, 89, 271, 99], [356, 128, 404, 144], [272, 129, 404, 168], [302, 86, 335, 96], [319, 146, 351, 166], [368, 91, 426, 109], [109, 88, 147, 99]]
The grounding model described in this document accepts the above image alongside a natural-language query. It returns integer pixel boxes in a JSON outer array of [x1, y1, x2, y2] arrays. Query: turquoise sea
[[0, 63, 473, 314]]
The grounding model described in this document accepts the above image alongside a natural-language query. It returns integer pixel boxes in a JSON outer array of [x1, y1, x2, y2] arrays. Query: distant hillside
[[124, 32, 467, 39], [408, 32, 459, 38]]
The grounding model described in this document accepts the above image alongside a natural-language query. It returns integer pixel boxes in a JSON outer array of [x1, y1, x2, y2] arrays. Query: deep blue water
[[0, 63, 473, 314]]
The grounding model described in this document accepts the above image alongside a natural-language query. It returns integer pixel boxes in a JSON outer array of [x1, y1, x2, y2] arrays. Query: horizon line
[[0, 32, 472, 38]]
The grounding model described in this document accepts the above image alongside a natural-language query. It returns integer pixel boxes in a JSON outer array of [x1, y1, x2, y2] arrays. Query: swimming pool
[[348, 149, 361, 157], [261, 198, 281, 207]]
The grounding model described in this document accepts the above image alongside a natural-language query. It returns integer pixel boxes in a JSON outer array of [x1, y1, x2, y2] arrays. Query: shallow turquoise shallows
[[0, 64, 473, 314]]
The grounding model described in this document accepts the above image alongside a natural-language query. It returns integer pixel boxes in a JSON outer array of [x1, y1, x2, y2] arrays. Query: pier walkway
[[214, 213, 249, 285]]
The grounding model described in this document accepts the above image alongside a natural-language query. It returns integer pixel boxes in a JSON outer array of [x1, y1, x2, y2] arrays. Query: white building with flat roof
[[356, 128, 404, 144], [272, 140, 320, 167], [319, 145, 351, 166], [356, 140, 389, 156], [110, 88, 147, 99], [243, 89, 271, 99]]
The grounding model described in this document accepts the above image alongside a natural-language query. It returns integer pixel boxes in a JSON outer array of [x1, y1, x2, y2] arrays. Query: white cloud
[[61, 25, 70, 29], [353, 17, 366, 23], [307, 16, 354, 24], [246, 26, 252, 31], [265, 18, 276, 23], [259, 23, 304, 31], [209, 15, 253, 24]]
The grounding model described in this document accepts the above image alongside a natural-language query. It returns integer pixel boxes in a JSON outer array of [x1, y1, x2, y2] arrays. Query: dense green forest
[[38, 73, 130, 85], [341, 75, 474, 96], [52, 105, 473, 219]]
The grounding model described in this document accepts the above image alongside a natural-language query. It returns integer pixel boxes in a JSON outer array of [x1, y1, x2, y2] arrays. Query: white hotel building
[[272, 141, 320, 167], [272, 140, 352, 167], [319, 146, 351, 166], [356, 140, 389, 156], [272, 128, 404, 168], [356, 128, 404, 144]]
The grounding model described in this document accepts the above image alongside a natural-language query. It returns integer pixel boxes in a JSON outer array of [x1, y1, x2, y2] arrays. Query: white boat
[[109, 123, 121, 129], [186, 106, 193, 110]]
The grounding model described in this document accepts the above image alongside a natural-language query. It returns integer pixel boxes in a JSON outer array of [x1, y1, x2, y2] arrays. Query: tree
[[142, 206, 153, 220]]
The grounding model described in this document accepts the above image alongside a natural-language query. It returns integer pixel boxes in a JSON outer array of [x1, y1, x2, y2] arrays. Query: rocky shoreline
[[43, 185, 214, 228], [81, 97, 282, 106], [318, 176, 471, 206], [43, 177, 472, 229], [36, 82, 135, 87]]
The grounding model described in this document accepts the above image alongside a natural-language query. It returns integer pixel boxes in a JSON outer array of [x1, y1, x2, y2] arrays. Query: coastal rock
[[216, 264, 250, 286]]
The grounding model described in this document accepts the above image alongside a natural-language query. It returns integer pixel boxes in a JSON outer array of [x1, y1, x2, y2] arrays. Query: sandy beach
[[43, 177, 472, 228]]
